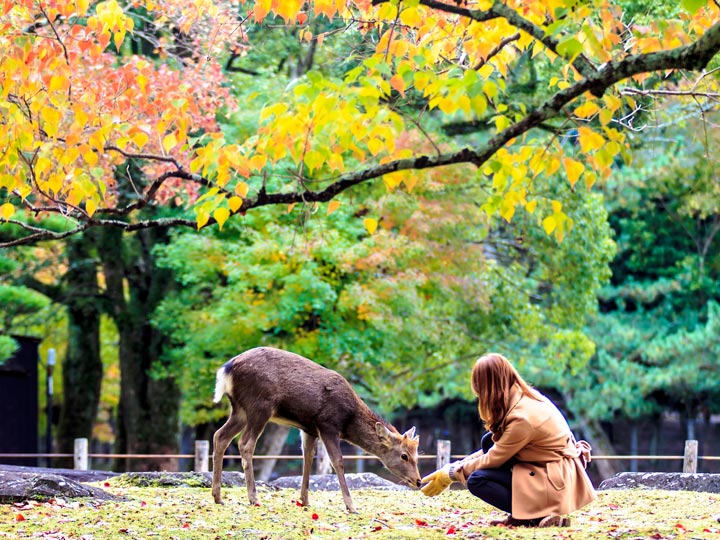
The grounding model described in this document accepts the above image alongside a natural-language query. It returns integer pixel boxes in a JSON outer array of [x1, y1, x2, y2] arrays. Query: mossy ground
[[1, 480, 718, 539]]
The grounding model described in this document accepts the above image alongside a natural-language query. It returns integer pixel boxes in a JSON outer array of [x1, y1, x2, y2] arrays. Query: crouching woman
[[421, 353, 596, 528]]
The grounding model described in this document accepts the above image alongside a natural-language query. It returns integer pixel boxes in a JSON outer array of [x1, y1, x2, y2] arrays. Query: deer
[[211, 346, 422, 513]]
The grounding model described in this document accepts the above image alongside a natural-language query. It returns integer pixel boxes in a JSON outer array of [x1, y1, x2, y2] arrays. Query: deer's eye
[[401, 453, 409, 461]]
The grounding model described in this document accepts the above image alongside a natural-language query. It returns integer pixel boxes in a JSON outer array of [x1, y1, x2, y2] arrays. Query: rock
[[0, 464, 118, 483], [116, 471, 247, 489], [599, 472, 720, 494], [269, 472, 410, 491], [0, 471, 123, 503]]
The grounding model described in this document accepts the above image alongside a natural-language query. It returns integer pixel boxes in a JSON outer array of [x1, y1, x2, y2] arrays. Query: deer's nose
[[415, 479, 422, 488]]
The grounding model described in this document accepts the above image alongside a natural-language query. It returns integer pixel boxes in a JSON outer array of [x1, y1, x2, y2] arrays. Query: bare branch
[[474, 32, 521, 71]]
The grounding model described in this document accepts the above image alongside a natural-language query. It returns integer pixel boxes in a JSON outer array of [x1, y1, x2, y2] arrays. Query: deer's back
[[223, 347, 359, 433]]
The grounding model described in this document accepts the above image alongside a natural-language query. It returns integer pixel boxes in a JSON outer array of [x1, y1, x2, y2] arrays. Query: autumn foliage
[[1, 0, 719, 245]]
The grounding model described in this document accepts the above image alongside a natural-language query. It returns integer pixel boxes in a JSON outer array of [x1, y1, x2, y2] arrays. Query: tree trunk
[[56, 233, 103, 468], [576, 416, 622, 482], [100, 226, 181, 472], [257, 424, 290, 482]]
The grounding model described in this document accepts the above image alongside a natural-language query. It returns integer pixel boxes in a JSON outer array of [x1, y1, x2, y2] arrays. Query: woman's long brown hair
[[471, 353, 541, 436]]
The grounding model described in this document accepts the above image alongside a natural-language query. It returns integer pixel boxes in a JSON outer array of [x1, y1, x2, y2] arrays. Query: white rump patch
[[213, 366, 231, 403]]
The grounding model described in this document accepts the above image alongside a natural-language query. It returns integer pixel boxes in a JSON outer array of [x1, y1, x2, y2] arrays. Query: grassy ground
[[1, 480, 719, 540]]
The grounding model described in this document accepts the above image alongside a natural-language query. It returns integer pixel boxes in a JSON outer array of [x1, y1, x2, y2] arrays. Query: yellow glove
[[420, 464, 455, 497]]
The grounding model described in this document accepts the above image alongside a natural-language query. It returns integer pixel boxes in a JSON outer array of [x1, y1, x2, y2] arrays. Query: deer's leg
[[300, 431, 318, 506], [238, 415, 269, 506], [212, 409, 246, 505], [319, 432, 356, 513]]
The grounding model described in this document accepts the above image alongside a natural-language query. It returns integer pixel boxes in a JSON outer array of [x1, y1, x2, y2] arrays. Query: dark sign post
[[46, 348, 55, 467]]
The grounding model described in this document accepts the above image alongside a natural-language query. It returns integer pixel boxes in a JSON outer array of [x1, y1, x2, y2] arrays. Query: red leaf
[[15, 513, 25, 522], [311, 513, 319, 520], [183, 523, 190, 528], [415, 519, 428, 526], [295, 500, 303, 507], [446, 525, 456, 534], [140, 501, 147, 507], [104, 482, 110, 487], [675, 523, 688, 533], [371, 526, 382, 532]]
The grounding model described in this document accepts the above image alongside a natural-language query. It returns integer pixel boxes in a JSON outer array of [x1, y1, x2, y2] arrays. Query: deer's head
[[375, 423, 422, 489]]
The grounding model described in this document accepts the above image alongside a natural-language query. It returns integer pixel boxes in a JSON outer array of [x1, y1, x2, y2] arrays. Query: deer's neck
[[343, 401, 392, 456]]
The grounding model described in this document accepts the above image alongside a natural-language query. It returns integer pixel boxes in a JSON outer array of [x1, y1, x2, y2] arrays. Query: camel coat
[[455, 386, 596, 519]]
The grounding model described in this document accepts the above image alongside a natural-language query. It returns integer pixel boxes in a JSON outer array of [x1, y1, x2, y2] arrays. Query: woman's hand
[[420, 464, 454, 496]]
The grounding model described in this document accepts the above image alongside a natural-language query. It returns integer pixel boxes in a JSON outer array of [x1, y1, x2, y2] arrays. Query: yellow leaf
[[235, 182, 249, 197], [49, 75, 68, 93], [383, 171, 403, 190], [162, 132, 177, 153], [603, 93, 622, 112], [250, 154, 267, 171], [500, 200, 516, 222], [228, 196, 243, 212], [196, 208, 210, 229], [327, 200, 341, 215], [367, 138, 384, 156], [542, 215, 556, 234], [400, 6, 421, 26], [41, 107, 61, 138], [85, 199, 97, 217], [546, 157, 561, 176], [0, 202, 15, 221], [288, 203, 296, 213], [403, 175, 418, 192], [214, 207, 230, 230], [574, 101, 599, 118], [599, 109, 614, 126], [526, 200, 537, 213], [562, 157, 585, 187], [364, 218, 378, 235], [585, 171, 598, 190], [438, 97, 458, 115], [81, 145, 98, 166], [132, 131, 149, 150], [577, 127, 605, 153]]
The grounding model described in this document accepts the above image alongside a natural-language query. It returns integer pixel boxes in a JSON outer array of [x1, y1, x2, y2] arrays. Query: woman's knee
[[466, 470, 494, 494]]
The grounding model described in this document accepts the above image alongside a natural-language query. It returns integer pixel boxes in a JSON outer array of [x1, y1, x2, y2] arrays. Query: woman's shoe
[[538, 515, 568, 527], [490, 515, 540, 527]]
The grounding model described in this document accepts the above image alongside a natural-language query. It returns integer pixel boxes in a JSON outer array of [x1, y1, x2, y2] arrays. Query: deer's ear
[[403, 426, 419, 442], [375, 422, 393, 446]]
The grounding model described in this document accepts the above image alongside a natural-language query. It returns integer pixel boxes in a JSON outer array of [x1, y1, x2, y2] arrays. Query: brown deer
[[211, 347, 422, 513]]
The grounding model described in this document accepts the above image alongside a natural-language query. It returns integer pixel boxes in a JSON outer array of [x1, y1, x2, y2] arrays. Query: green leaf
[[557, 37, 583, 61], [681, 0, 706, 13]]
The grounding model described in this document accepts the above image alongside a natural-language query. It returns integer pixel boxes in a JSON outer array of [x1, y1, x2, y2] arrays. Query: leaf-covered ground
[[1, 480, 719, 540]]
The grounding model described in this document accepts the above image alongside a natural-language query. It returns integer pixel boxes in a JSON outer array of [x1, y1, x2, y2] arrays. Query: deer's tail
[[213, 364, 231, 403]]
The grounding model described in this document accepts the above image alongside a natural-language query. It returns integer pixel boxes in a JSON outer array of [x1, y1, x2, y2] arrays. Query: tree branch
[[3, 21, 720, 247]]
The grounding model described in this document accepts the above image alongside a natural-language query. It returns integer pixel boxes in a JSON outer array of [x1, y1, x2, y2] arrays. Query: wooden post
[[436, 439, 451, 470], [74, 438, 88, 471], [316, 441, 332, 474], [683, 440, 698, 473], [195, 440, 209, 473]]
